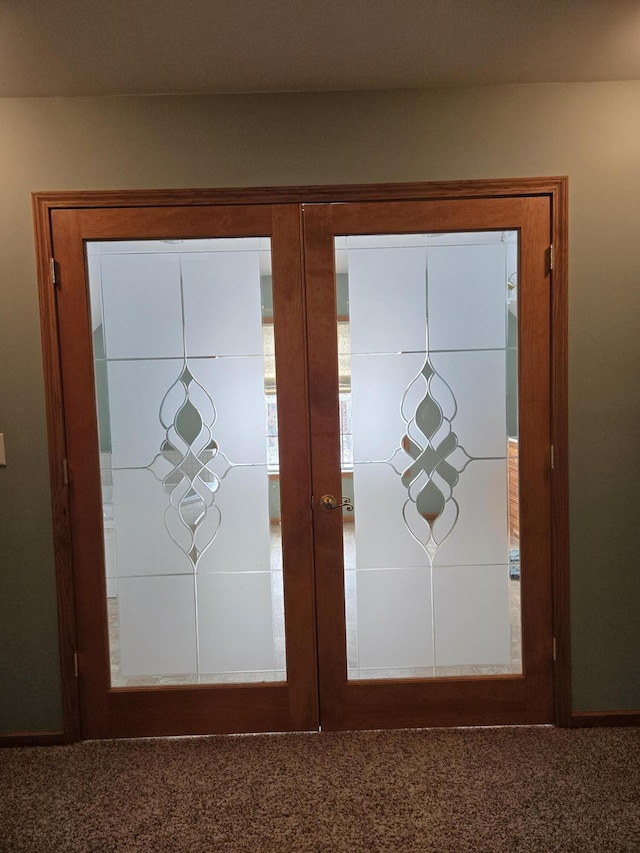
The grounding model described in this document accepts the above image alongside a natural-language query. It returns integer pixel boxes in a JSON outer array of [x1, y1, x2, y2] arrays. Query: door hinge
[[550, 444, 555, 470], [62, 458, 69, 485], [50, 257, 57, 287], [73, 651, 79, 678], [548, 244, 555, 272], [552, 637, 557, 662]]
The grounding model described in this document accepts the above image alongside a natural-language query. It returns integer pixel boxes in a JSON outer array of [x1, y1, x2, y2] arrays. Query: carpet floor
[[1, 726, 639, 852]]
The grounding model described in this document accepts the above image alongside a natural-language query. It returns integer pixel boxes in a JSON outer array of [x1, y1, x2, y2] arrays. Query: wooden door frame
[[33, 177, 569, 742]]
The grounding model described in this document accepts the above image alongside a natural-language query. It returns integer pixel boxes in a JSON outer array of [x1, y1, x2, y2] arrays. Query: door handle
[[320, 494, 354, 512]]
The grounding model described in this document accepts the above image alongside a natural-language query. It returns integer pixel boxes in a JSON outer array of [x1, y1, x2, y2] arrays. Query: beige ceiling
[[1, 0, 639, 98]]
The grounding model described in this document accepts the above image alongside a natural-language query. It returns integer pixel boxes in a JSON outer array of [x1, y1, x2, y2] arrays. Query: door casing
[[33, 178, 570, 742]]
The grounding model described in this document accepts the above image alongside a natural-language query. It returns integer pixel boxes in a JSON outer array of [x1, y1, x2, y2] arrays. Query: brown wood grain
[[50, 207, 111, 739], [516, 195, 554, 719], [303, 204, 350, 724], [33, 177, 567, 210], [508, 440, 520, 542], [270, 204, 319, 732]]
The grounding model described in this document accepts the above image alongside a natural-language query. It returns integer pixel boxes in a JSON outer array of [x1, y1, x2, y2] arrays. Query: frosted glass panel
[[427, 243, 507, 351], [197, 573, 277, 679], [352, 464, 427, 569], [117, 576, 197, 678], [355, 569, 434, 674], [433, 460, 509, 567], [429, 350, 506, 458], [433, 564, 511, 668], [182, 251, 264, 357], [196, 466, 271, 573], [351, 353, 423, 462], [339, 232, 521, 680], [89, 238, 286, 687], [190, 359, 268, 464], [108, 359, 183, 468], [101, 252, 184, 359], [349, 246, 427, 353], [112, 469, 193, 577]]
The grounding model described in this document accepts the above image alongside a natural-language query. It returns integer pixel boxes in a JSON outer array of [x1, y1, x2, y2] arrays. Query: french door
[[306, 197, 553, 730], [44, 184, 560, 739]]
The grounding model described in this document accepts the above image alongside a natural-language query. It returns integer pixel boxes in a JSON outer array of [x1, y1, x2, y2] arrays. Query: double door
[[50, 189, 554, 739]]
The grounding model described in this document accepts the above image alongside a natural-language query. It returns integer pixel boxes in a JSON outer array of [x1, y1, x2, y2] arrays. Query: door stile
[[516, 197, 554, 707], [270, 204, 319, 730], [52, 208, 111, 737], [303, 205, 351, 723]]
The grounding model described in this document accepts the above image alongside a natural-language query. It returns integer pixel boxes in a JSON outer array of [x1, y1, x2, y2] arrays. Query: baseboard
[[571, 710, 640, 728], [0, 731, 65, 747]]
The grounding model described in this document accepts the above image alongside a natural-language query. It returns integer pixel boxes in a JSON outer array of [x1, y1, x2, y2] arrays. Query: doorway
[[35, 180, 569, 740]]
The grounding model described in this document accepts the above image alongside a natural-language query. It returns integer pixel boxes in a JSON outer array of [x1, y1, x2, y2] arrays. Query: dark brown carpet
[[1, 727, 639, 852]]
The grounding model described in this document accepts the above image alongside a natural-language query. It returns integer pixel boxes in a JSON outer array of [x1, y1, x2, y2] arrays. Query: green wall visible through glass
[[94, 325, 112, 453]]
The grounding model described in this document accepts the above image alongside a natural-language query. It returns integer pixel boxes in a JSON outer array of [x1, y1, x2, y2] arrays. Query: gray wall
[[1, 82, 639, 732]]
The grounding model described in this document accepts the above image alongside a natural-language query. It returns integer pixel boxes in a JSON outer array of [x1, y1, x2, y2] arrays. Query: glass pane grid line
[[346, 347, 518, 356]]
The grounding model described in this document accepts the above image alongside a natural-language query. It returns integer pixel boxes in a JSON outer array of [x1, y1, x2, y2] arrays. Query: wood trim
[[571, 710, 640, 728], [33, 177, 567, 211], [270, 203, 320, 732], [549, 178, 571, 727], [302, 203, 347, 725], [517, 194, 555, 721], [52, 206, 119, 739], [0, 731, 65, 748], [32, 194, 81, 744]]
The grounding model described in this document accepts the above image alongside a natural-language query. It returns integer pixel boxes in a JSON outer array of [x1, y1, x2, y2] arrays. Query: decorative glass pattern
[[385, 336, 500, 560], [337, 231, 520, 680], [148, 363, 231, 568], [88, 238, 286, 686]]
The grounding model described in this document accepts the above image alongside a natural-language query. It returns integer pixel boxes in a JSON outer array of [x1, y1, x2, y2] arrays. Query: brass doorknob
[[320, 494, 353, 512]]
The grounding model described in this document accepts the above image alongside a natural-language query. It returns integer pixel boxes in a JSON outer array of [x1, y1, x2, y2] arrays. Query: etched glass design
[[88, 238, 286, 686], [335, 232, 521, 680], [149, 363, 230, 569]]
